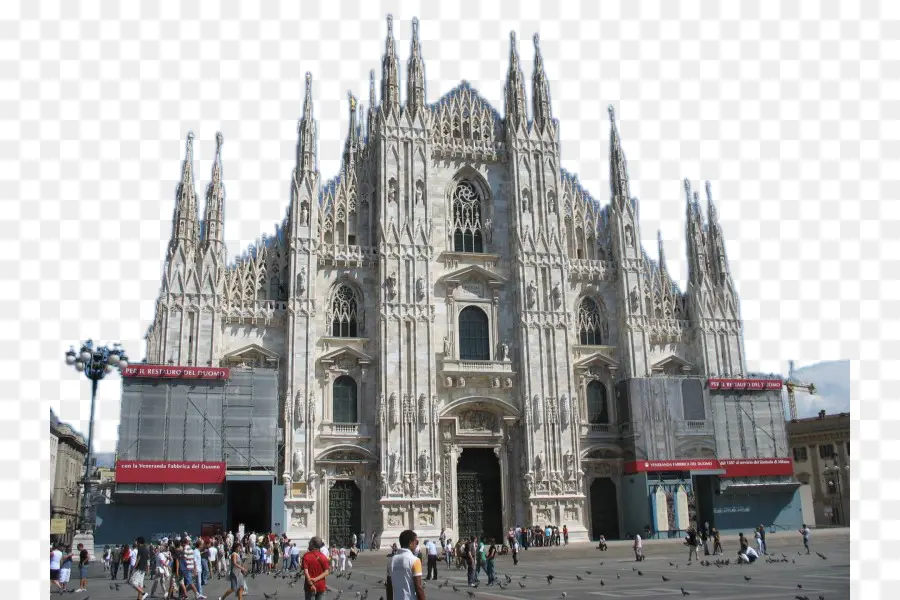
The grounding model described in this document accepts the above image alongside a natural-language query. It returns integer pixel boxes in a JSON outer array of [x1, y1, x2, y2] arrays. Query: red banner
[[625, 457, 794, 478], [121, 365, 231, 380], [115, 461, 227, 484], [708, 378, 782, 391]]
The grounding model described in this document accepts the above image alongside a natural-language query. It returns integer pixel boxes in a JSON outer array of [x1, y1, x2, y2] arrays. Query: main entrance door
[[328, 480, 361, 548], [456, 448, 502, 542], [590, 477, 620, 540]]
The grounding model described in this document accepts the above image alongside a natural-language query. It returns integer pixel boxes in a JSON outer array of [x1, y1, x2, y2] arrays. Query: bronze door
[[590, 477, 620, 540], [456, 448, 503, 542], [328, 480, 361, 548]]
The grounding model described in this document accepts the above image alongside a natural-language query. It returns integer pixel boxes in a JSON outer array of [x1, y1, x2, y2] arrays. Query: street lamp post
[[823, 462, 850, 526], [63, 340, 129, 534]]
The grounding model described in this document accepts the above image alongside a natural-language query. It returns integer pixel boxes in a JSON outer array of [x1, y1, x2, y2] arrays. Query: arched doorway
[[590, 477, 620, 540], [456, 448, 502, 543], [328, 480, 361, 548]]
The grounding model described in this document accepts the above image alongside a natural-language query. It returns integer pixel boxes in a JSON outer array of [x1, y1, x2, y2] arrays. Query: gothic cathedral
[[145, 16, 747, 545]]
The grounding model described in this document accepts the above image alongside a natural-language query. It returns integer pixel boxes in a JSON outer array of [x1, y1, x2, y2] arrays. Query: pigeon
[[560, 593, 567, 599], [638, 570, 644, 576], [114, 584, 120, 591], [816, 552, 827, 560], [585, 570, 592, 575], [670, 562, 675, 566], [467, 592, 475, 599], [109, 585, 114, 590], [497, 582, 508, 590], [600, 579, 604, 586], [546, 575, 554, 584], [349, 584, 355, 590], [798, 584, 803, 589], [681, 588, 690, 596], [818, 596, 825, 600], [744, 576, 751, 581], [795, 596, 809, 600], [264, 593, 278, 599], [518, 581, 526, 588], [616, 573, 620, 579], [632, 567, 637, 572], [504, 575, 511, 584], [452, 585, 459, 592], [662, 575, 670, 581]]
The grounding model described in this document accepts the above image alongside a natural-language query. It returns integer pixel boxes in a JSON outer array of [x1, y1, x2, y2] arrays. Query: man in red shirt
[[302, 537, 330, 600]]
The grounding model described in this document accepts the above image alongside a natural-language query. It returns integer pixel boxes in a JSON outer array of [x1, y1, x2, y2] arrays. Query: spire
[[170, 131, 200, 254], [202, 132, 226, 255], [657, 230, 667, 274], [297, 72, 317, 174], [608, 106, 630, 205], [367, 69, 377, 137], [406, 17, 426, 115], [381, 15, 400, 115], [505, 31, 527, 130], [343, 92, 358, 171], [684, 179, 705, 285], [531, 33, 552, 132], [705, 180, 718, 224], [705, 181, 730, 281]]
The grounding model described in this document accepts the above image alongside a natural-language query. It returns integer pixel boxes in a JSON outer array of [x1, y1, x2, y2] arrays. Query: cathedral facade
[[144, 17, 762, 546]]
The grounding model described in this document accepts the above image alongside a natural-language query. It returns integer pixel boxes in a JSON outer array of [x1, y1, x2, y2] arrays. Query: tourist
[[76, 542, 90, 593], [129, 536, 150, 600], [754, 528, 763, 554], [424, 538, 438, 580], [386, 529, 426, 600], [512, 536, 519, 566], [700, 527, 710, 555], [562, 524, 569, 545], [59, 546, 73, 593], [712, 528, 723, 555], [597, 535, 608, 551], [220, 541, 247, 600], [738, 545, 759, 564], [799, 524, 811, 554], [103, 545, 111, 571], [149, 541, 170, 599], [193, 540, 206, 597], [444, 539, 453, 569], [302, 537, 330, 600], [50, 544, 64, 594], [339, 546, 347, 572], [633, 532, 644, 561], [290, 542, 301, 571], [758, 525, 768, 555], [686, 527, 699, 561], [121, 543, 132, 581], [110, 544, 121, 580], [485, 540, 497, 586]]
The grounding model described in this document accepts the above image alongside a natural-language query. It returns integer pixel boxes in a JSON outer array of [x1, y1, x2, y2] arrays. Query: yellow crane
[[785, 360, 816, 420]]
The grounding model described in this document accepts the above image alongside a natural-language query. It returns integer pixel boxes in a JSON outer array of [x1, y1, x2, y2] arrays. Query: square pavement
[[60, 529, 848, 600]]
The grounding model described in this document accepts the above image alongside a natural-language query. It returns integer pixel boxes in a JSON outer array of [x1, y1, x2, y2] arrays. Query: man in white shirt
[[424, 539, 438, 580], [738, 546, 759, 564], [633, 533, 644, 561], [50, 545, 64, 593], [386, 530, 426, 600]]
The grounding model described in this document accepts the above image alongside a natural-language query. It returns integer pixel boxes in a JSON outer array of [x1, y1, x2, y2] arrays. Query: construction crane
[[784, 360, 817, 420]]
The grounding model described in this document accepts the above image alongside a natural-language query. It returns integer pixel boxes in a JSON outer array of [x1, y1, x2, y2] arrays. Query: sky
[[43, 5, 856, 454]]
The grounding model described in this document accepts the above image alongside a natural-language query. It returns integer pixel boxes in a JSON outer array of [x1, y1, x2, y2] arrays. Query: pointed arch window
[[452, 181, 484, 253], [331, 285, 359, 337], [587, 381, 609, 424], [577, 298, 604, 345], [332, 375, 358, 423], [458, 306, 489, 360]]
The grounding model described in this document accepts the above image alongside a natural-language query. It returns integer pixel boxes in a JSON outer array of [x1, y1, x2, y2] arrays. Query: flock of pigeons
[[101, 548, 834, 600]]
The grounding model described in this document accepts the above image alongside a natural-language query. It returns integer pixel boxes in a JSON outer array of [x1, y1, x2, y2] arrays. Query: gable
[[650, 354, 693, 374]]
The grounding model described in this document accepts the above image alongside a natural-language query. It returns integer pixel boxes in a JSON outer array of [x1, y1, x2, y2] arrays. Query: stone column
[[497, 446, 509, 531]]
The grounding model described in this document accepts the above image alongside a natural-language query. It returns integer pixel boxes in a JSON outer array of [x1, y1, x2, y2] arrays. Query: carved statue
[[527, 281, 537, 308], [564, 449, 575, 480], [496, 340, 509, 361], [294, 390, 305, 425], [388, 180, 398, 203], [625, 226, 634, 247], [484, 218, 493, 243], [444, 376, 453, 388], [297, 267, 307, 296], [535, 451, 545, 481], [292, 448, 304, 480], [386, 272, 397, 299], [416, 277, 425, 301], [300, 206, 309, 226], [560, 394, 570, 428], [378, 472, 389, 497], [532, 394, 543, 426], [418, 393, 428, 424], [403, 475, 415, 497], [389, 451, 401, 484], [551, 282, 562, 309], [458, 410, 497, 432], [629, 288, 639, 312], [418, 451, 430, 479], [415, 186, 423, 205], [389, 392, 399, 427], [307, 391, 317, 423], [442, 336, 451, 356], [378, 393, 386, 425]]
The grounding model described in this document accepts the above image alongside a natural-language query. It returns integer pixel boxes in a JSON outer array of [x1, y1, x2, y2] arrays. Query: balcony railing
[[441, 359, 515, 375], [320, 422, 367, 437]]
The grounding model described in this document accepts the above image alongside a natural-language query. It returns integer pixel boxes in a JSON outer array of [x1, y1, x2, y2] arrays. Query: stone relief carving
[[289, 506, 308, 529], [457, 377, 466, 388], [535, 451, 545, 481], [537, 508, 551, 523], [415, 181, 424, 205], [625, 225, 634, 247], [389, 451, 401, 490], [496, 340, 509, 361], [388, 178, 398, 204], [629, 287, 639, 312], [387, 510, 403, 527], [532, 394, 543, 426], [307, 391, 317, 423], [442, 336, 452, 356], [484, 218, 493, 243], [403, 474, 415, 497], [564, 449, 575, 480], [403, 394, 415, 424], [378, 472, 389, 497], [527, 281, 537, 308], [300, 205, 309, 226], [458, 410, 497, 432], [415, 276, 425, 301], [418, 510, 435, 526], [565, 506, 578, 522]]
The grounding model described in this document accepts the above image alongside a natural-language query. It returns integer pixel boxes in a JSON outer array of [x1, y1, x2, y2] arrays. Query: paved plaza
[[65, 529, 848, 600]]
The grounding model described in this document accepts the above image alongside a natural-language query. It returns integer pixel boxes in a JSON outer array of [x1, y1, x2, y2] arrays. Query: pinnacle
[[607, 105, 615, 121]]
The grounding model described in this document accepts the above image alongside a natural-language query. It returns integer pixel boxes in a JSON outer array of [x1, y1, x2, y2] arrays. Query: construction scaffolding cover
[[115, 368, 279, 496]]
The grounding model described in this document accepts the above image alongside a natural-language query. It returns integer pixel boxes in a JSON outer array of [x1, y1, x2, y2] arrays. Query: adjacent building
[[50, 409, 88, 547], [117, 16, 801, 546], [787, 410, 850, 526]]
